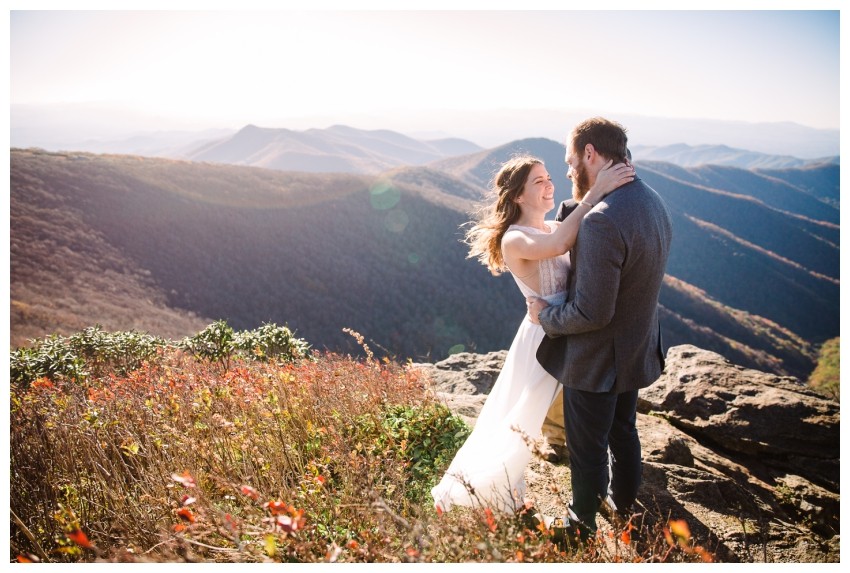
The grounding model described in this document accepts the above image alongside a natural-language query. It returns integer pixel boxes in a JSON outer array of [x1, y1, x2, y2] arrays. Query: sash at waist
[[542, 292, 567, 306]]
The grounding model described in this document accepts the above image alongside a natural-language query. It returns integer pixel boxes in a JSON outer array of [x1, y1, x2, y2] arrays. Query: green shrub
[[808, 337, 839, 400], [234, 322, 311, 363], [9, 326, 165, 386], [180, 320, 311, 369], [351, 403, 471, 504], [179, 319, 235, 369], [10, 335, 88, 386], [10, 321, 312, 387], [68, 326, 165, 377]]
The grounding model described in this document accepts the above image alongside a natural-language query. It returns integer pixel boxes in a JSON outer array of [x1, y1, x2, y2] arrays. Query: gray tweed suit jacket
[[536, 176, 673, 394]]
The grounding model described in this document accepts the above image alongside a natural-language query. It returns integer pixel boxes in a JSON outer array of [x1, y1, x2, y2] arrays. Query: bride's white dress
[[432, 223, 569, 514]]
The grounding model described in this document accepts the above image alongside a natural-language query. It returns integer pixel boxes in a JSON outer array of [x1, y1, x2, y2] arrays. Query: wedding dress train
[[432, 224, 568, 514]]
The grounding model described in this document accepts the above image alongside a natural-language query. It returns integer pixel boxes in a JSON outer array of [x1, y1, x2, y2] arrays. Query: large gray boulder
[[415, 350, 505, 425], [639, 345, 839, 490]]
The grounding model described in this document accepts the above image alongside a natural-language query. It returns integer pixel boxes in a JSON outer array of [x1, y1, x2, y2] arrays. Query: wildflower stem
[[11, 508, 50, 562]]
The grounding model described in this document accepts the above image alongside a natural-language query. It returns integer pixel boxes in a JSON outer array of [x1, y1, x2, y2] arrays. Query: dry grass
[[10, 331, 709, 563]]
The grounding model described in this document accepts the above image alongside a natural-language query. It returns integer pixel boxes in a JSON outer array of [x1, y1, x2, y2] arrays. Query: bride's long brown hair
[[464, 154, 543, 275]]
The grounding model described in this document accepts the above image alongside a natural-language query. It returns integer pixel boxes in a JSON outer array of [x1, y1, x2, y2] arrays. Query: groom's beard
[[570, 159, 591, 201]]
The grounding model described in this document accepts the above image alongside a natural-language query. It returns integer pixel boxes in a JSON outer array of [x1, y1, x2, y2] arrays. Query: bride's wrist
[[582, 191, 602, 207]]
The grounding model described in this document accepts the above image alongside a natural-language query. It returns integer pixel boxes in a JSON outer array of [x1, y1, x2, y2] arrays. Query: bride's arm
[[503, 161, 634, 261], [548, 160, 634, 254]]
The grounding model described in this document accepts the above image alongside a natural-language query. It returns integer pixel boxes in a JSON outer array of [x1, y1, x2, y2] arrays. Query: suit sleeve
[[539, 211, 624, 337]]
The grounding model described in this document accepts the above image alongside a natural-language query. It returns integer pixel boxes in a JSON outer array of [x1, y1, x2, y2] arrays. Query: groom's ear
[[585, 143, 607, 167]]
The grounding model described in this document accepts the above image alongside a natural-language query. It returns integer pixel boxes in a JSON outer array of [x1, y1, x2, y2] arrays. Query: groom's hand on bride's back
[[527, 297, 549, 325]]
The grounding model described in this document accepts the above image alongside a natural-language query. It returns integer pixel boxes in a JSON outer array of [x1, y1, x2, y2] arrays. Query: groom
[[528, 117, 673, 541]]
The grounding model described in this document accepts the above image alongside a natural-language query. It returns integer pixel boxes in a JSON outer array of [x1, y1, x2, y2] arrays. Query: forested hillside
[[10, 149, 519, 360], [10, 146, 839, 378], [755, 163, 841, 207]]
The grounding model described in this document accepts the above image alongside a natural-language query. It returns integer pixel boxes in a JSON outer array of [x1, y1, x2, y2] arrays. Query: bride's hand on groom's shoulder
[[586, 160, 635, 204]]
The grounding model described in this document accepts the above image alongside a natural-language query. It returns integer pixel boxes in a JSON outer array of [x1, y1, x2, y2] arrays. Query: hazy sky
[[9, 3, 842, 139]]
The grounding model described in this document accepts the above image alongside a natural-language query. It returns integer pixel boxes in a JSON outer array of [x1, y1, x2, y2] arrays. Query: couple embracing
[[431, 117, 673, 545]]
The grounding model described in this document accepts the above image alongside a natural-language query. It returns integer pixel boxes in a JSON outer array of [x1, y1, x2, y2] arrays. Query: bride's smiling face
[[517, 163, 555, 213]]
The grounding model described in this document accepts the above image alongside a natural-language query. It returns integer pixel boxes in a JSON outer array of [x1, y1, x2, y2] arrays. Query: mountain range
[[14, 119, 839, 172], [630, 143, 838, 169], [185, 124, 482, 173], [9, 126, 840, 380], [11, 104, 840, 159]]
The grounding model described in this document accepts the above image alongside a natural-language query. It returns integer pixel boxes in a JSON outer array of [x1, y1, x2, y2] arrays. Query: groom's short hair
[[571, 117, 629, 164]]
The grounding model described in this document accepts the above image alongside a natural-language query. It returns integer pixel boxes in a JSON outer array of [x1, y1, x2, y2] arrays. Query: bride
[[431, 154, 634, 514]]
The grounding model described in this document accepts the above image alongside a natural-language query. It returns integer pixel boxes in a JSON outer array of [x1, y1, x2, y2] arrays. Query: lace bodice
[[507, 223, 571, 304]]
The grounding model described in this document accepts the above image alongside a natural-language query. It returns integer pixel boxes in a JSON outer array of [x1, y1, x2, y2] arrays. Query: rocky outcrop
[[640, 345, 839, 490], [416, 345, 839, 563], [418, 350, 505, 425]]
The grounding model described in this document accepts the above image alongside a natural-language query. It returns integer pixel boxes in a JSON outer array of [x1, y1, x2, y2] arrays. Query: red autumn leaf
[[265, 500, 290, 516], [31, 377, 53, 390], [173, 523, 186, 532], [171, 471, 196, 488], [620, 530, 632, 544], [274, 515, 300, 533], [177, 507, 196, 523], [435, 505, 444, 517], [17, 554, 37, 563], [67, 528, 93, 549], [224, 513, 239, 532], [696, 546, 714, 562], [240, 485, 259, 500], [484, 507, 497, 532]]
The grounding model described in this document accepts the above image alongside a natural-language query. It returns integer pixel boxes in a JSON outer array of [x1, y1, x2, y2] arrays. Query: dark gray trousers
[[562, 386, 641, 536]]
